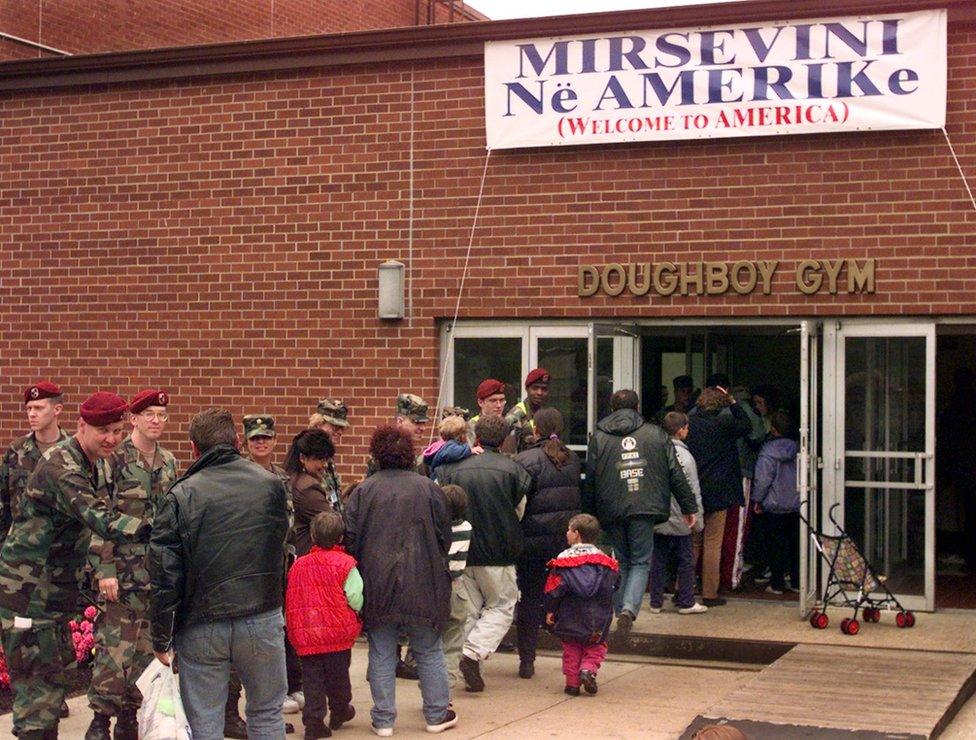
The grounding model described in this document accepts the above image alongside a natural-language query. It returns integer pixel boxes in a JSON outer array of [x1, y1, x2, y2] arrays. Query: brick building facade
[[0, 0, 973, 500], [0, 0, 485, 60]]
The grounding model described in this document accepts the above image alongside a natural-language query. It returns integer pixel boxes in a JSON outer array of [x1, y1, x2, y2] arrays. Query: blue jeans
[[176, 609, 287, 740], [366, 622, 450, 729], [606, 517, 655, 618]]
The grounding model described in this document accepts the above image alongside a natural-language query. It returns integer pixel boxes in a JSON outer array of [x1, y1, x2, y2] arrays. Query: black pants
[[515, 557, 547, 663], [764, 512, 800, 591], [286, 634, 303, 694], [300, 649, 352, 728]]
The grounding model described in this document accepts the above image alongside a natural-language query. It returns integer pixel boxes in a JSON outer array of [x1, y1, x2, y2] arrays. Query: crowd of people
[[0, 367, 798, 739]]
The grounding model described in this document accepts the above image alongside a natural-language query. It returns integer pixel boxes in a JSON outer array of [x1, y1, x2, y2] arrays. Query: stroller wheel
[[896, 612, 907, 628], [865, 607, 880, 623], [905, 611, 916, 628], [841, 617, 860, 635], [810, 611, 829, 629]]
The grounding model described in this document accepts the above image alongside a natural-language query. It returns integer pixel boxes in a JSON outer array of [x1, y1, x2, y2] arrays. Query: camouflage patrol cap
[[316, 399, 349, 428], [441, 405, 471, 421], [396, 393, 429, 423], [243, 414, 276, 439]]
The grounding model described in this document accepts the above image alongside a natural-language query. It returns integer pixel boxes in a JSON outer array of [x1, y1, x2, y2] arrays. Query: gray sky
[[466, 0, 742, 21]]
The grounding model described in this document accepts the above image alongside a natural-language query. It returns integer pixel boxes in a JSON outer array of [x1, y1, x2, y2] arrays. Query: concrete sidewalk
[[5, 642, 976, 738]]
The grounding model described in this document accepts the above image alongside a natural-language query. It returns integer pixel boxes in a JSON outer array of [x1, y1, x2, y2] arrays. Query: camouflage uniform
[[364, 394, 430, 477], [315, 399, 349, 511], [87, 437, 178, 717], [0, 437, 149, 735], [0, 428, 71, 544]]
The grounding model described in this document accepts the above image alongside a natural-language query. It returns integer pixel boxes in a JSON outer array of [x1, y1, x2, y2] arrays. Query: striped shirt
[[449, 518, 472, 580]]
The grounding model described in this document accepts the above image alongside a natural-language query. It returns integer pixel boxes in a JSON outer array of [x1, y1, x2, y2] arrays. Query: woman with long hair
[[512, 407, 581, 679], [284, 428, 336, 558]]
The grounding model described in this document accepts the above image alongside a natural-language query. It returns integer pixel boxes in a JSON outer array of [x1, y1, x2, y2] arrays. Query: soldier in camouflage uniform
[[0, 392, 150, 740], [365, 394, 430, 479], [504, 368, 551, 453], [85, 390, 178, 740], [309, 399, 348, 511], [0, 382, 70, 545]]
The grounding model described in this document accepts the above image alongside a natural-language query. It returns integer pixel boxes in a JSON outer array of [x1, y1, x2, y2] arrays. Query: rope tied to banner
[[430, 148, 494, 437], [943, 127, 976, 214]]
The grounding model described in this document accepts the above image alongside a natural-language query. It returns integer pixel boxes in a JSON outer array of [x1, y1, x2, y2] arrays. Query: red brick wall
[[0, 26, 973, 472], [0, 0, 482, 60]]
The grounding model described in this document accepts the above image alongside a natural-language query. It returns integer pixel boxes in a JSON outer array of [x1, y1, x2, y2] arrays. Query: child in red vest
[[285, 511, 363, 739]]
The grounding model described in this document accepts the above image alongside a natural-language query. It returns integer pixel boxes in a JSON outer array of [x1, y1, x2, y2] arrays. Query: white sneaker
[[289, 691, 305, 709], [282, 695, 300, 714], [765, 585, 784, 595], [648, 606, 663, 614], [372, 726, 394, 737], [678, 602, 708, 614]]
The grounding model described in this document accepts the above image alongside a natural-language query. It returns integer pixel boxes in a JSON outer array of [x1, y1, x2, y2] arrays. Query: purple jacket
[[751, 437, 799, 514], [544, 544, 620, 645]]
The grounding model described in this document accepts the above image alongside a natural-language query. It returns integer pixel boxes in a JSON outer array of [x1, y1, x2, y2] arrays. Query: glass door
[[824, 322, 936, 611], [586, 323, 640, 443], [798, 320, 822, 617], [529, 326, 590, 451]]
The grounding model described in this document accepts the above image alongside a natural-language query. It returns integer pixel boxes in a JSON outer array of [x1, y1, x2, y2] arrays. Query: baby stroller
[[801, 502, 916, 635]]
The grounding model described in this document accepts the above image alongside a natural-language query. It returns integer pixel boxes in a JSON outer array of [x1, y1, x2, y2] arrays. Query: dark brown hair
[[696, 387, 733, 413], [310, 510, 344, 548], [284, 428, 335, 475], [370, 424, 416, 470], [663, 411, 689, 436], [568, 513, 601, 544], [474, 414, 509, 448], [441, 484, 468, 520], [189, 408, 237, 454], [609, 389, 639, 411], [533, 407, 570, 469]]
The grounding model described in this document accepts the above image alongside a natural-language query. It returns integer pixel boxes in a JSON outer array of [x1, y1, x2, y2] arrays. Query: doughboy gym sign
[[577, 259, 876, 298]]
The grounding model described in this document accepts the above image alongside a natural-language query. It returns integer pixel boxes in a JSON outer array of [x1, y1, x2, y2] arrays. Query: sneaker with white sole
[[426, 709, 458, 734], [372, 725, 394, 737], [678, 602, 708, 614], [289, 691, 305, 709], [765, 585, 784, 595], [648, 606, 663, 614], [283, 695, 300, 714]]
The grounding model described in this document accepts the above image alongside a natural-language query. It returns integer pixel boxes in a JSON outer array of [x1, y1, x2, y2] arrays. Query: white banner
[[485, 9, 946, 150]]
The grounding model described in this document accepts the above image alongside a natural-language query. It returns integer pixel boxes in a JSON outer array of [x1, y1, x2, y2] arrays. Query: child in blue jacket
[[545, 514, 620, 696], [751, 409, 800, 594], [423, 414, 482, 481]]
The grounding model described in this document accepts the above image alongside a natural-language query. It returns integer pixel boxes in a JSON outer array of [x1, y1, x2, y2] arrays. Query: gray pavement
[[3, 644, 976, 738]]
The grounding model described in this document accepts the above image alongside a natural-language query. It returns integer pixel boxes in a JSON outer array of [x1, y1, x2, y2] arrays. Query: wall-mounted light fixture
[[378, 260, 405, 320]]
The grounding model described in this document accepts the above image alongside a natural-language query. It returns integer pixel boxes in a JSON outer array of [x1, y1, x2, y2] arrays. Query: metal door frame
[[822, 320, 936, 612]]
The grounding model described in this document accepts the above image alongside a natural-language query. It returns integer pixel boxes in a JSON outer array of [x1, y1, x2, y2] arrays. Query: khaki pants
[[461, 565, 518, 662], [693, 509, 728, 599]]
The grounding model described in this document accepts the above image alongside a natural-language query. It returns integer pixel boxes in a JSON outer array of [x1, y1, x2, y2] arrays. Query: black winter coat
[[513, 443, 581, 561], [437, 449, 533, 567], [583, 409, 695, 526], [343, 468, 452, 631], [687, 402, 752, 513], [149, 445, 289, 652]]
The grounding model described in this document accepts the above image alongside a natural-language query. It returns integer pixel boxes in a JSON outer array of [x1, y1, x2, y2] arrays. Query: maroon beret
[[476, 379, 506, 402], [80, 392, 129, 426], [24, 381, 61, 405], [525, 368, 551, 388], [130, 389, 169, 415]]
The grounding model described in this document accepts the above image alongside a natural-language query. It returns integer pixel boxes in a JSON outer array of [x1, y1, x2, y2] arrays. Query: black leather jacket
[[148, 445, 289, 652]]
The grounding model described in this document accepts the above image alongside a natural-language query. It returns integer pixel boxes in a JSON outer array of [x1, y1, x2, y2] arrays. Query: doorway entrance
[[935, 328, 976, 608]]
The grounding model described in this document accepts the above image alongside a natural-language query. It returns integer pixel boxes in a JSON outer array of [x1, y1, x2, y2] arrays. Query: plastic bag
[[136, 657, 193, 740]]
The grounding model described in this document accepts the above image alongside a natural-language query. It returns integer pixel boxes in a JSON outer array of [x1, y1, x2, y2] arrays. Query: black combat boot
[[112, 708, 138, 740], [84, 712, 111, 740], [224, 709, 248, 739]]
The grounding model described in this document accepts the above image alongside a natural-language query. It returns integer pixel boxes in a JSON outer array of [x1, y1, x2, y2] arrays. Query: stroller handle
[[827, 502, 842, 529]]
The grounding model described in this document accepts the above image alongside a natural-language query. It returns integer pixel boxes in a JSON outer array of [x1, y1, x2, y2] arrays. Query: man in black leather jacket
[[583, 390, 696, 636], [148, 408, 290, 740]]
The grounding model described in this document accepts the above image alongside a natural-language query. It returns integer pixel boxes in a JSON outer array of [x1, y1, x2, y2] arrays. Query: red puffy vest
[[285, 545, 361, 656]]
